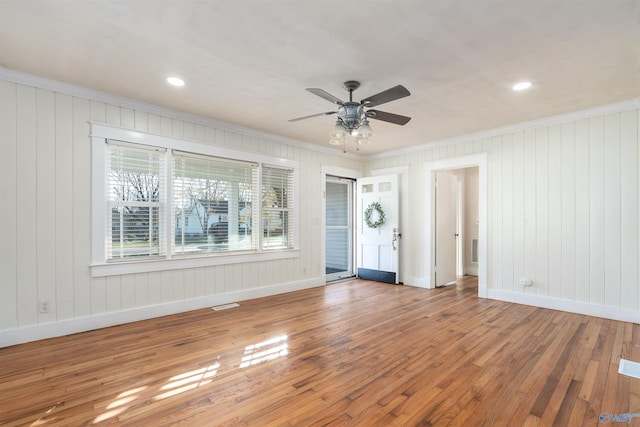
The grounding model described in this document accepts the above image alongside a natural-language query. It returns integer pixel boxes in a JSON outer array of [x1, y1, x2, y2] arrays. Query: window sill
[[91, 249, 299, 277]]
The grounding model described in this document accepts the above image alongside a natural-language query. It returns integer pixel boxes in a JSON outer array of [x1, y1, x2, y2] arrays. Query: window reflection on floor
[[92, 335, 289, 424]]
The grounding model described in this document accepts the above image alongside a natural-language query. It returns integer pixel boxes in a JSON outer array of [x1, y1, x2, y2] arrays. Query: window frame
[[91, 123, 299, 278]]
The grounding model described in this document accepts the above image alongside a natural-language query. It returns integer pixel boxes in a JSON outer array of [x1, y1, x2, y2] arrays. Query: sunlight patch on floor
[[240, 335, 288, 368]]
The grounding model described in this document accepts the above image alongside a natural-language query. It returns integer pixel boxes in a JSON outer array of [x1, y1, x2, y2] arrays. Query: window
[[91, 123, 299, 276], [106, 142, 166, 261], [262, 166, 294, 249], [173, 151, 258, 255]]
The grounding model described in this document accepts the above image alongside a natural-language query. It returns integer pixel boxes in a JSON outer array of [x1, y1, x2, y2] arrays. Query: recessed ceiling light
[[166, 76, 185, 87], [512, 81, 532, 91]]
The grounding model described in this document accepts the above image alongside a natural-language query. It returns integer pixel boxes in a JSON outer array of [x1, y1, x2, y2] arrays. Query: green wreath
[[364, 202, 385, 229]]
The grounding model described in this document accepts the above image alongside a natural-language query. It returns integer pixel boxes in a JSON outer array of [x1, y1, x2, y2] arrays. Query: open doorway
[[433, 168, 479, 287], [425, 153, 487, 296], [325, 176, 355, 282]]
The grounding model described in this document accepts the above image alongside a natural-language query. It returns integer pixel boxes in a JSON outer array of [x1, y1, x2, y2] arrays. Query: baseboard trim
[[403, 275, 429, 288], [0, 276, 325, 348], [464, 267, 479, 276], [487, 289, 640, 324]]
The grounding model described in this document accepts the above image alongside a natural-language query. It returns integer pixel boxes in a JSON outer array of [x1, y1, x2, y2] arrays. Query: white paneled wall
[[370, 106, 639, 321], [0, 79, 363, 346]]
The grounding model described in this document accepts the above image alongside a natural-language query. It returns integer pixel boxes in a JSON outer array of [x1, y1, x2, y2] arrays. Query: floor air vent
[[212, 303, 240, 311], [619, 359, 640, 379]]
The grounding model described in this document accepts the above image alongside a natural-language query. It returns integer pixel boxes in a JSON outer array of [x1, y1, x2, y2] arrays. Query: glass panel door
[[326, 177, 354, 282]]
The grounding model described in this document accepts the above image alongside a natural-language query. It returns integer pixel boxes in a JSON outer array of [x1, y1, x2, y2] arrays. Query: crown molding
[[370, 97, 640, 160], [0, 67, 365, 161]]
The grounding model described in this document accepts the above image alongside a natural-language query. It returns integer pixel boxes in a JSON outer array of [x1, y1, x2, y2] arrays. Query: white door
[[356, 175, 400, 284], [435, 171, 458, 286]]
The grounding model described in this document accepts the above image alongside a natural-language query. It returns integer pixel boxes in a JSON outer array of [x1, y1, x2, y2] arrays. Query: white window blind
[[105, 141, 166, 261], [173, 151, 258, 255], [262, 166, 294, 249]]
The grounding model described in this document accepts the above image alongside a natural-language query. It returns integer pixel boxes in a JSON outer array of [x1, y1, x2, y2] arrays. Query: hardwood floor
[[1, 277, 638, 426]]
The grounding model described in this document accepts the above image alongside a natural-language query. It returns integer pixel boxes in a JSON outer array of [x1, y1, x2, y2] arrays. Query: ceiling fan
[[289, 80, 411, 149]]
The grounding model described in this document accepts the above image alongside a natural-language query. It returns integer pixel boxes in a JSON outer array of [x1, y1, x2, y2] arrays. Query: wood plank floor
[[0, 277, 638, 426]]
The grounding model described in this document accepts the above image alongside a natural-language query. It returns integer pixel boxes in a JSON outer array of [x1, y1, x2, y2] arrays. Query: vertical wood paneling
[[206, 266, 217, 295], [90, 100, 106, 122], [173, 270, 185, 301], [91, 277, 107, 314], [183, 122, 195, 140], [105, 276, 121, 312], [72, 97, 92, 317], [134, 110, 148, 131], [588, 117, 605, 304], [160, 116, 172, 136], [148, 114, 161, 134], [619, 110, 637, 311], [160, 270, 173, 302], [0, 81, 18, 329], [134, 273, 149, 307], [548, 125, 562, 298], [473, 139, 483, 153], [147, 271, 162, 305], [194, 124, 205, 142], [214, 128, 225, 147], [36, 89, 57, 323], [560, 122, 576, 300], [54, 93, 75, 320], [183, 268, 195, 299], [574, 119, 590, 302], [501, 134, 514, 290], [194, 267, 206, 297], [604, 114, 622, 307], [223, 264, 233, 293], [120, 108, 134, 129], [105, 104, 120, 126], [512, 132, 525, 292], [16, 85, 38, 326], [464, 140, 473, 155], [491, 137, 503, 289], [120, 275, 136, 310], [523, 130, 537, 294], [172, 119, 184, 139], [535, 128, 549, 296]]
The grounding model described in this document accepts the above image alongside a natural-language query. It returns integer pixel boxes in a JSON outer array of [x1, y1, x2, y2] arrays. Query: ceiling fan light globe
[[330, 122, 347, 138], [358, 121, 373, 138], [329, 137, 345, 146]]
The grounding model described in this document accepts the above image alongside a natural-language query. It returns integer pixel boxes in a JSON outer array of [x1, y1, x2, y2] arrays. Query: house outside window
[[172, 151, 258, 255]]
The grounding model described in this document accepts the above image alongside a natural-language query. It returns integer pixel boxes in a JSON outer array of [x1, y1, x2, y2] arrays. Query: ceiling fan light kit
[[290, 80, 411, 152]]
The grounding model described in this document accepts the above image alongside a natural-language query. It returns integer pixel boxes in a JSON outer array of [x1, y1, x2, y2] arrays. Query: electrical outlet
[[39, 300, 50, 313], [519, 278, 533, 287]]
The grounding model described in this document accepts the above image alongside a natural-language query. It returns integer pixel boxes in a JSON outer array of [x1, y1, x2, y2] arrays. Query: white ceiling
[[1, 1, 639, 155]]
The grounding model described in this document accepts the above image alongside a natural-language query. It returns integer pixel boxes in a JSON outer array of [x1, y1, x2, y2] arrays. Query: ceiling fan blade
[[306, 88, 345, 105], [288, 111, 337, 122], [366, 110, 411, 126], [361, 85, 410, 107]]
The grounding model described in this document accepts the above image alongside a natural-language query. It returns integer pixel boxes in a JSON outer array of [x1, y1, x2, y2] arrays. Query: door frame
[[321, 165, 362, 282], [325, 176, 355, 282], [425, 153, 487, 297]]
